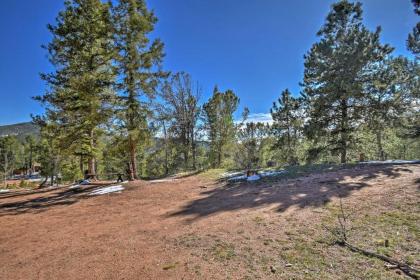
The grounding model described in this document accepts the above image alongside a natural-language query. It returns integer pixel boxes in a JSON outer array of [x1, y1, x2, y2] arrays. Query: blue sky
[[0, 0, 417, 125]]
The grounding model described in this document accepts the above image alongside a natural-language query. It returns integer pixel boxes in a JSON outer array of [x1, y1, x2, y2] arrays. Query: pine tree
[[362, 57, 413, 160], [270, 89, 303, 165], [237, 122, 269, 171], [112, 0, 166, 180], [101, 132, 130, 180], [404, 0, 420, 138], [302, 0, 393, 163], [203, 87, 239, 167], [407, 0, 420, 59], [0, 136, 19, 187], [23, 135, 37, 175], [35, 122, 60, 186], [35, 0, 116, 179]]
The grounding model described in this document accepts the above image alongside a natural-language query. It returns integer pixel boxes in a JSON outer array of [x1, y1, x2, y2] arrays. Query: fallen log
[[338, 240, 419, 279]]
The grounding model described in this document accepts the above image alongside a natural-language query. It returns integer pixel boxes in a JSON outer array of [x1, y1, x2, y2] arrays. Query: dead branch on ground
[[323, 198, 419, 279]]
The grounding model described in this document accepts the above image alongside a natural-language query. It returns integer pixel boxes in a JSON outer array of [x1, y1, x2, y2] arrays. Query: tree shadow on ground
[[0, 186, 71, 200], [359, 166, 413, 181], [169, 164, 416, 222], [0, 185, 109, 217]]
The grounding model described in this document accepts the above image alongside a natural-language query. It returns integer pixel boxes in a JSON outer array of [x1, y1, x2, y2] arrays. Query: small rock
[[270, 265, 277, 273], [285, 263, 293, 267]]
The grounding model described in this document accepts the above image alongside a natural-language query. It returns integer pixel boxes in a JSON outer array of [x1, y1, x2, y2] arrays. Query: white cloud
[[240, 113, 273, 125]]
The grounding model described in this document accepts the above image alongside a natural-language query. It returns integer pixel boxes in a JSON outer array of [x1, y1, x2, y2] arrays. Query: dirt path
[[0, 164, 419, 279]]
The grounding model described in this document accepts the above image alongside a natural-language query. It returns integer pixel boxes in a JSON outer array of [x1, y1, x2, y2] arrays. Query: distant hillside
[[0, 122, 39, 140]]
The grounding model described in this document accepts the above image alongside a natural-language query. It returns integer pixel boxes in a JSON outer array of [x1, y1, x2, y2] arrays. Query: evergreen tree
[[112, 0, 166, 180], [236, 121, 269, 171], [23, 135, 37, 175], [302, 0, 393, 163], [270, 89, 303, 165], [102, 132, 130, 179], [407, 0, 420, 59], [362, 57, 413, 160], [36, 123, 60, 186], [203, 87, 239, 167], [404, 0, 420, 138], [0, 136, 20, 187], [35, 0, 116, 178]]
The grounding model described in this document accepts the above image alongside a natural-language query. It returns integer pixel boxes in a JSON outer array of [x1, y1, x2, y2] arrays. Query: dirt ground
[[0, 164, 419, 280]]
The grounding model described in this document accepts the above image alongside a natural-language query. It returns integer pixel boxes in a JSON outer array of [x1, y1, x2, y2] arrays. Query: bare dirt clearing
[[0, 164, 419, 279]]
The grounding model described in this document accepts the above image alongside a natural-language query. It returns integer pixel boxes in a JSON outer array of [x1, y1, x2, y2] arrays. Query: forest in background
[[0, 0, 419, 186]]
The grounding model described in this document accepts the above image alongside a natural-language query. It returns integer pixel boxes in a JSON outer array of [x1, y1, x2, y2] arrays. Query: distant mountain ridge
[[0, 122, 39, 139]]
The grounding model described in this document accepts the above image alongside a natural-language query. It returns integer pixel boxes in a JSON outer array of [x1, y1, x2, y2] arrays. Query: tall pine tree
[[112, 0, 166, 180], [270, 89, 303, 165], [237, 121, 269, 172], [302, 0, 393, 163], [407, 0, 420, 59], [36, 0, 116, 178], [362, 57, 413, 160], [203, 87, 239, 168], [404, 0, 420, 138]]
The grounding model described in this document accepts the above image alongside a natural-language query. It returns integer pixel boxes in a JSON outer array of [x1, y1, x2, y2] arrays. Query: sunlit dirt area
[[1, 164, 419, 279]]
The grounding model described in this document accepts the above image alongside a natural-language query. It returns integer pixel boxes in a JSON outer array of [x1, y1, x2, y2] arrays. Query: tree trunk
[[50, 174, 54, 186], [340, 143, 347, 164], [29, 144, 33, 176], [191, 130, 197, 170], [183, 136, 189, 171], [87, 129, 97, 180], [217, 145, 222, 168], [128, 135, 138, 181], [376, 130, 384, 161], [163, 122, 169, 175], [50, 157, 55, 187], [184, 150, 189, 171], [402, 144, 407, 159], [88, 157, 96, 180], [79, 155, 84, 175], [340, 99, 348, 164], [40, 176, 48, 188], [126, 71, 139, 181]]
